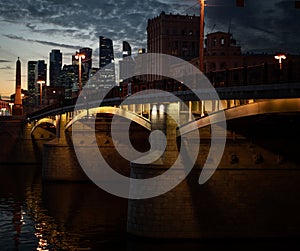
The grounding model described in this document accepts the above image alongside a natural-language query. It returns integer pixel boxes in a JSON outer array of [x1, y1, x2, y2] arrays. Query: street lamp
[[198, 0, 246, 73], [274, 54, 286, 71], [37, 80, 45, 108], [199, 0, 205, 73], [75, 53, 86, 93]]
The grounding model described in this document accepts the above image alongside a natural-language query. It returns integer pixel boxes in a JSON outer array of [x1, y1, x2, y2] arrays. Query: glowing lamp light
[[75, 54, 85, 60], [159, 104, 165, 114], [151, 105, 158, 116], [274, 54, 286, 63], [75, 53, 86, 93], [274, 54, 286, 70], [37, 80, 45, 108]]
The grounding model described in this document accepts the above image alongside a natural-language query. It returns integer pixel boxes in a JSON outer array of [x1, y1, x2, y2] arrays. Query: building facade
[[204, 31, 242, 72], [123, 41, 132, 58], [99, 36, 114, 68], [35, 60, 47, 85], [34, 60, 47, 107], [147, 11, 200, 61], [99, 36, 116, 88], [27, 61, 37, 95], [120, 41, 135, 84], [49, 49, 62, 86], [58, 64, 78, 100]]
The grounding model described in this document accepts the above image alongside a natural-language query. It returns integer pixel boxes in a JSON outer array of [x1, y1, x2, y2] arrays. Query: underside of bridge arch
[[30, 118, 56, 139], [65, 106, 151, 131], [178, 98, 300, 136], [178, 98, 300, 165]]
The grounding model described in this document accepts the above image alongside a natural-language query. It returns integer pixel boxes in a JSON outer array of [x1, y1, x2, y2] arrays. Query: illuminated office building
[[49, 49, 62, 86], [98, 36, 115, 88]]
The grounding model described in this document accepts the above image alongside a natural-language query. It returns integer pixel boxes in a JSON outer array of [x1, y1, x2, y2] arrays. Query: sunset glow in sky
[[0, 0, 299, 97]]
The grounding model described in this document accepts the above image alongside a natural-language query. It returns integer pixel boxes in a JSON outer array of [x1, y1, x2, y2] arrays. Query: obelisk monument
[[12, 57, 23, 116]]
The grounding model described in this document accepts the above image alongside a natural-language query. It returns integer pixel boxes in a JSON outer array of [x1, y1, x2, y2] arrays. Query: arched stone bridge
[[178, 98, 300, 136], [25, 96, 300, 240]]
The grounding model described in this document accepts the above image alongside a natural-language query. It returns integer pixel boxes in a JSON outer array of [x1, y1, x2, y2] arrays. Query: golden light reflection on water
[[1, 164, 127, 250], [35, 223, 49, 251], [25, 184, 83, 251]]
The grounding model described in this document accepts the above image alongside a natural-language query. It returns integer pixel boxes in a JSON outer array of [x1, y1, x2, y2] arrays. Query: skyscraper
[[123, 41, 132, 58], [58, 64, 78, 100], [27, 61, 37, 94], [120, 41, 134, 84], [35, 60, 47, 106], [35, 60, 47, 85], [99, 36, 114, 68], [98, 36, 115, 87], [49, 49, 62, 86]]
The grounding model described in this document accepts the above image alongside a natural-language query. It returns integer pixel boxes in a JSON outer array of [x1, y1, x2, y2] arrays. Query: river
[[0, 164, 297, 250]]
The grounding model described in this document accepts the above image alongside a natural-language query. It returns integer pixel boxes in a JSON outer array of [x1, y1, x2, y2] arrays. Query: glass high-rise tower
[[98, 36, 115, 87], [99, 36, 114, 68], [49, 49, 62, 86], [27, 61, 37, 95], [119, 41, 134, 85], [122, 41, 132, 58]]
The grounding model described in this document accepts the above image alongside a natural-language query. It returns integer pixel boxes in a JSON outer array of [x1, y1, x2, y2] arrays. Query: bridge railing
[[26, 60, 300, 120], [207, 61, 300, 87]]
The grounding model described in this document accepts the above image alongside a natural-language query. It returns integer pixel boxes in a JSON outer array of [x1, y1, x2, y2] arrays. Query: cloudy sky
[[0, 0, 299, 97]]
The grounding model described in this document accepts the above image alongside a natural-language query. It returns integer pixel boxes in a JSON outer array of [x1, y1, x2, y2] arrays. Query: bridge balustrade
[[207, 61, 300, 87], [247, 65, 267, 85], [26, 60, 300, 120]]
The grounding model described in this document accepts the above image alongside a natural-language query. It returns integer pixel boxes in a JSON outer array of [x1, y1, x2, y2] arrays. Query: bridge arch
[[178, 98, 300, 136], [30, 118, 56, 136], [65, 106, 151, 131]]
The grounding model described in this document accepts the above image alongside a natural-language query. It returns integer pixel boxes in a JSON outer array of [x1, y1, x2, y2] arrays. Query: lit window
[[213, 37, 217, 46], [221, 37, 225, 45]]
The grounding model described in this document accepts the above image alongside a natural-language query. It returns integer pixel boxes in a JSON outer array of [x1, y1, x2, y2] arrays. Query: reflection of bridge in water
[[19, 62, 300, 239]]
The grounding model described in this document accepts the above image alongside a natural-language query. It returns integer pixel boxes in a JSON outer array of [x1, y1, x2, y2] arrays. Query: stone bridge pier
[[0, 118, 44, 164], [127, 104, 300, 239], [127, 102, 205, 238], [42, 113, 89, 181], [40, 103, 300, 239]]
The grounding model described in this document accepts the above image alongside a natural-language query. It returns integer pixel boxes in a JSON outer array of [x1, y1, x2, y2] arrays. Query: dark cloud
[[0, 0, 299, 55], [0, 0, 197, 54], [4, 34, 83, 50], [0, 59, 11, 63], [25, 23, 79, 36], [205, 0, 300, 54]]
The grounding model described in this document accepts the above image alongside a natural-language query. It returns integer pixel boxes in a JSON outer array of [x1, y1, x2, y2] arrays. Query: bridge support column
[[127, 102, 203, 238], [188, 101, 192, 122], [55, 114, 61, 139], [201, 101, 205, 116], [42, 113, 88, 181]]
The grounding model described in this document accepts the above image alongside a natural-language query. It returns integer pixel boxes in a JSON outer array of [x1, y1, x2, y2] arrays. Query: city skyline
[[0, 0, 300, 97]]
